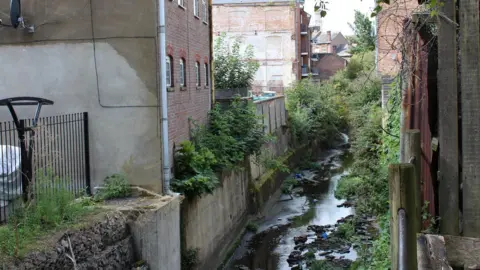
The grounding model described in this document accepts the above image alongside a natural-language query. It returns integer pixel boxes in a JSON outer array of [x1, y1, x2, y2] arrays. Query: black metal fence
[[0, 112, 91, 223]]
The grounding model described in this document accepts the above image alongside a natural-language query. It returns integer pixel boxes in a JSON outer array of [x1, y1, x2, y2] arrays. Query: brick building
[[311, 54, 347, 81], [165, 0, 212, 163], [312, 31, 351, 59], [212, 0, 311, 93], [310, 31, 349, 81], [376, 0, 418, 107]]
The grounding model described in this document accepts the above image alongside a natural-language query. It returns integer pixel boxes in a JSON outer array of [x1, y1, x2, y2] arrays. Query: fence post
[[18, 119, 31, 202], [389, 163, 417, 270], [83, 112, 91, 195], [404, 129, 422, 232]]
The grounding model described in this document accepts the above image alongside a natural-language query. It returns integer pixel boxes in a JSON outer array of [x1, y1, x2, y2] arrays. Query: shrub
[[94, 173, 131, 201], [172, 97, 270, 198], [171, 141, 219, 198]]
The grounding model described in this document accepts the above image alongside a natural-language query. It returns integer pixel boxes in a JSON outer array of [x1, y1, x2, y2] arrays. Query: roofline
[[213, 0, 304, 5]]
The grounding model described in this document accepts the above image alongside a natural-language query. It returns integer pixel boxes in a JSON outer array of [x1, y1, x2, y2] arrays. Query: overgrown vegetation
[[245, 222, 259, 233], [171, 98, 271, 198], [94, 173, 131, 201], [0, 169, 95, 259], [181, 248, 199, 270], [348, 11, 376, 54], [213, 33, 260, 89]]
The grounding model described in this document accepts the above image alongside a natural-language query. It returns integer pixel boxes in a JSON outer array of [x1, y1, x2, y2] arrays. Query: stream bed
[[225, 134, 375, 270]]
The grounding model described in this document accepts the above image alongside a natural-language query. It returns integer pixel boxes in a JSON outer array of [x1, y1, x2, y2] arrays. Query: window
[[179, 59, 186, 87], [202, 0, 208, 22], [166, 56, 173, 87], [178, 0, 184, 7], [195, 62, 201, 87], [204, 63, 209, 86], [194, 0, 199, 16]]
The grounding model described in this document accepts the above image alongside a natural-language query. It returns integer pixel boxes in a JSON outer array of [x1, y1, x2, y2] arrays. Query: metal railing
[[0, 112, 91, 223]]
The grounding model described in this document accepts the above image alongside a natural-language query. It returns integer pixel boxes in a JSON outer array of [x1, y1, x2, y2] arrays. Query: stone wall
[[5, 212, 135, 270], [2, 192, 182, 270]]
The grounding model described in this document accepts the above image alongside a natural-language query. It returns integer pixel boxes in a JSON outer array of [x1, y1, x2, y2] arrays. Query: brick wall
[[165, 0, 211, 163], [312, 54, 347, 81], [376, 0, 418, 76]]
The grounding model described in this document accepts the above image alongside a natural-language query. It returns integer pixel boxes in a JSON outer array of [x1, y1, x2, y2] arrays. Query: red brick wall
[[376, 0, 418, 76], [165, 0, 211, 162], [312, 54, 347, 81]]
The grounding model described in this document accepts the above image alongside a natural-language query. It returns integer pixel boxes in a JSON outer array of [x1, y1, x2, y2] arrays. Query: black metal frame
[[0, 97, 53, 201]]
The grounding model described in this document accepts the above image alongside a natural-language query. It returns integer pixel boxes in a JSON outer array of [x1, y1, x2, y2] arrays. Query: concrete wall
[[181, 169, 250, 270], [131, 195, 182, 270], [0, 0, 163, 192], [181, 96, 289, 269], [212, 4, 298, 92]]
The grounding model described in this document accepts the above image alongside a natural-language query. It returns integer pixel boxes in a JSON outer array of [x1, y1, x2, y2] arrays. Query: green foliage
[[354, 213, 391, 269], [94, 173, 131, 201], [245, 222, 259, 233], [286, 79, 345, 147], [172, 98, 270, 198], [256, 149, 290, 173], [310, 260, 344, 270], [348, 11, 376, 54], [181, 248, 199, 270], [281, 178, 297, 194], [0, 169, 93, 259], [171, 141, 219, 198], [336, 221, 355, 241], [193, 98, 269, 169], [335, 176, 362, 200], [214, 33, 260, 89]]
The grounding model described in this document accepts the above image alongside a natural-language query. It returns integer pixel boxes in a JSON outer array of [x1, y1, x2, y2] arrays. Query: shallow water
[[226, 135, 355, 270]]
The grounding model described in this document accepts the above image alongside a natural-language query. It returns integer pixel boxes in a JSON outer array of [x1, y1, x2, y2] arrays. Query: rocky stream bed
[[225, 135, 378, 270]]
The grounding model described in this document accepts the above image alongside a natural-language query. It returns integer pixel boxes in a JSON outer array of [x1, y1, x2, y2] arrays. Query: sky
[[304, 0, 376, 36]]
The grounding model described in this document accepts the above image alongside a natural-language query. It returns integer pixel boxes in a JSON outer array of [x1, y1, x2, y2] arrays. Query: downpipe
[[158, 0, 174, 195]]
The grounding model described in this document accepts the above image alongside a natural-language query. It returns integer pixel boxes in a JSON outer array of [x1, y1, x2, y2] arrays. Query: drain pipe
[[158, 0, 172, 195]]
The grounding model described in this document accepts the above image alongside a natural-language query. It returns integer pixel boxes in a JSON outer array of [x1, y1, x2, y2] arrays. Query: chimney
[[327, 31, 332, 53]]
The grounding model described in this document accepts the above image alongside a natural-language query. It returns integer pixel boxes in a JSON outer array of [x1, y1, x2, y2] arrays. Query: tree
[[348, 10, 376, 54], [213, 33, 259, 89]]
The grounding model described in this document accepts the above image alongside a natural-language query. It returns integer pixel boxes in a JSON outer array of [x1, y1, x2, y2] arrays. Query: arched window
[[166, 56, 173, 87], [179, 59, 186, 87], [195, 62, 201, 87], [204, 63, 209, 86]]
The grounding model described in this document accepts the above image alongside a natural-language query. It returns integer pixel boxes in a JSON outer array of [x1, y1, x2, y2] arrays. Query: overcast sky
[[304, 0, 376, 36]]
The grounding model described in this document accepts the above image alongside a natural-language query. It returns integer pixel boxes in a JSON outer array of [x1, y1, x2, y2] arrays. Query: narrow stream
[[226, 134, 357, 270]]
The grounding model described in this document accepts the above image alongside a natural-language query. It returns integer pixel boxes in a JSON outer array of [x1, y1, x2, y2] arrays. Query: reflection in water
[[227, 139, 355, 270]]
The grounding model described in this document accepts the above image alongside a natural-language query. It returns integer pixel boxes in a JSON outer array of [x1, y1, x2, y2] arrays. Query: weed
[[181, 248, 199, 270], [94, 173, 131, 201], [245, 222, 258, 233], [0, 168, 94, 259]]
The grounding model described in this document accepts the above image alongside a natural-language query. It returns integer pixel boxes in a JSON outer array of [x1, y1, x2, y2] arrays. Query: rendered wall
[[0, 0, 163, 191], [212, 5, 297, 92]]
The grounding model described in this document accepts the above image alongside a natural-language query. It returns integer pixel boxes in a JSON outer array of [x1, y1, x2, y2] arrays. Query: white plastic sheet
[[0, 145, 22, 201]]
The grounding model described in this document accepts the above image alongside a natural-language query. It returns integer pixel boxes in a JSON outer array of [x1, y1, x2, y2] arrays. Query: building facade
[[212, 0, 311, 93], [165, 0, 212, 166], [0, 0, 211, 193]]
